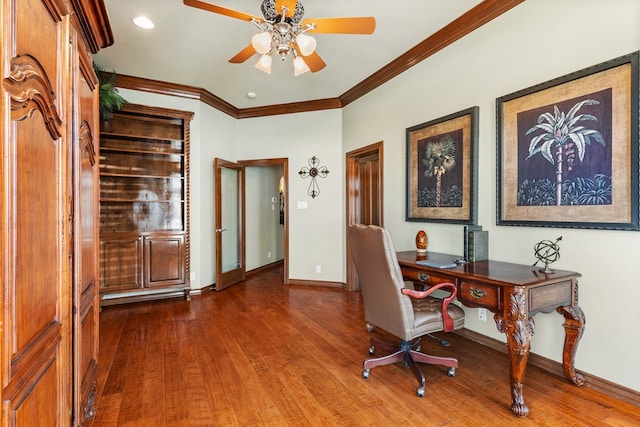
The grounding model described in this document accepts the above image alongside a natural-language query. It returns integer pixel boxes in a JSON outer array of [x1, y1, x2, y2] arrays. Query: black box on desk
[[463, 225, 482, 262], [468, 230, 488, 262]]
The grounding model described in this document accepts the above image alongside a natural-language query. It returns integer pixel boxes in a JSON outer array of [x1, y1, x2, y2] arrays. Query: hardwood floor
[[89, 267, 640, 426]]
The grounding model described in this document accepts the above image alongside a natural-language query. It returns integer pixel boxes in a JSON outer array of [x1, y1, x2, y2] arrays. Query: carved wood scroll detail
[[496, 291, 535, 360], [80, 120, 96, 166], [3, 54, 63, 139]]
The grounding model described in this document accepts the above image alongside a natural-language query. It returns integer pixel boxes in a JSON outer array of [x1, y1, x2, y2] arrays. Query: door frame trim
[[345, 141, 384, 291]]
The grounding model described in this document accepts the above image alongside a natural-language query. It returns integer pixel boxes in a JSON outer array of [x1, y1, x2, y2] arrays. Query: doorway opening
[[345, 142, 384, 291], [241, 158, 289, 284]]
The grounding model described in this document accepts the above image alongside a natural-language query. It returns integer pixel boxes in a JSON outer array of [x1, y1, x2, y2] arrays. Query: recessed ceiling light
[[246, 92, 257, 99], [133, 16, 154, 29]]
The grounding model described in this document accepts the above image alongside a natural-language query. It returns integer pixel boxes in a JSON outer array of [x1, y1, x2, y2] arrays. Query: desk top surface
[[396, 250, 581, 287]]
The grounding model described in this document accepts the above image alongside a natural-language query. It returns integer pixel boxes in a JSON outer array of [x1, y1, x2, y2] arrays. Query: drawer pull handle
[[469, 288, 487, 299], [417, 272, 430, 282]]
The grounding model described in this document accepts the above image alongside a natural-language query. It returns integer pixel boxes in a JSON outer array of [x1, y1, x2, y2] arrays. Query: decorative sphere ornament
[[416, 230, 428, 253], [533, 236, 562, 273]]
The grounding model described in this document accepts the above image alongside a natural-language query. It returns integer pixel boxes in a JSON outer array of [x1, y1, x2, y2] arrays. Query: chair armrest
[[401, 283, 458, 332]]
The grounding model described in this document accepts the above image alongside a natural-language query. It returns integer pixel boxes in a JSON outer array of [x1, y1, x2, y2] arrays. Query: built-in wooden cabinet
[[99, 104, 193, 305]]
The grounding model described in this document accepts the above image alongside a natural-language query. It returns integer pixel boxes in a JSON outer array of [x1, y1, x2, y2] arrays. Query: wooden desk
[[396, 251, 586, 417]]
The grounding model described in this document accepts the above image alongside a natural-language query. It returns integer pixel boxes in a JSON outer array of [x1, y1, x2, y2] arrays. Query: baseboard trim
[[246, 260, 284, 277], [189, 288, 204, 296], [455, 328, 640, 407], [288, 278, 345, 288]]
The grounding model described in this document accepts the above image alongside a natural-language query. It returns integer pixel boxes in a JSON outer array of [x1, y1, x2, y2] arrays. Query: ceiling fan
[[183, 0, 376, 76]]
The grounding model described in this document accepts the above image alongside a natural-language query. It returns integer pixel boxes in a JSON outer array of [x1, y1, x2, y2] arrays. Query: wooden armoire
[[0, 0, 112, 425]]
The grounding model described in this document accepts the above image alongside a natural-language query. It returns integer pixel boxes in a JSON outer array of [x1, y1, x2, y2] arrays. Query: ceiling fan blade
[[229, 44, 257, 63], [301, 50, 326, 73], [183, 0, 262, 22], [302, 17, 376, 34], [274, 0, 298, 17]]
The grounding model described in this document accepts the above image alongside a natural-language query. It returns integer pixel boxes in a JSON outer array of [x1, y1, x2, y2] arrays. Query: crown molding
[[340, 0, 525, 106], [112, 0, 524, 118], [236, 98, 343, 119], [70, 0, 114, 53]]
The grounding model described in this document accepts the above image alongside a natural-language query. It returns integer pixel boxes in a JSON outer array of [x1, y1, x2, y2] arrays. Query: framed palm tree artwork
[[405, 106, 478, 224], [497, 51, 639, 230]]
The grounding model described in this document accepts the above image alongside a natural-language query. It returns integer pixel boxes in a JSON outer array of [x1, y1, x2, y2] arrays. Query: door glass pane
[[221, 167, 239, 273]]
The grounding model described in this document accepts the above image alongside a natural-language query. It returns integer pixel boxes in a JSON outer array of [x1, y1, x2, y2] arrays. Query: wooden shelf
[[100, 133, 184, 155], [100, 131, 184, 143], [100, 146, 184, 156], [100, 172, 184, 179], [100, 198, 184, 203]]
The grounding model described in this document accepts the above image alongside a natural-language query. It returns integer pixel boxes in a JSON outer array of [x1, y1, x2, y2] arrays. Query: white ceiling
[[95, 0, 484, 109]]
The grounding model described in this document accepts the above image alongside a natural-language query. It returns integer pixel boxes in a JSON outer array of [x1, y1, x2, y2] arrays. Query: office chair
[[347, 224, 465, 397]]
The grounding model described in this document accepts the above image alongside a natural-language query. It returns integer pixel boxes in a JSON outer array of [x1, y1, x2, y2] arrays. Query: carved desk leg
[[495, 291, 535, 417], [556, 281, 586, 386]]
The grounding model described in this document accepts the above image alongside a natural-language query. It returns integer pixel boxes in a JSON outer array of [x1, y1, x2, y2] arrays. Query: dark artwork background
[[416, 129, 464, 207], [516, 88, 613, 206]]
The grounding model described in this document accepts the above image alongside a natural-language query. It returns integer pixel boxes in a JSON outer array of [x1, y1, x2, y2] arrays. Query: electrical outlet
[[267, 251, 271, 259], [478, 308, 487, 321], [315, 265, 321, 273], [189, 272, 196, 282]]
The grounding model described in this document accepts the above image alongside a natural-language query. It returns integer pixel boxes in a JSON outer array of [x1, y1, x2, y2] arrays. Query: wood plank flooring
[[88, 267, 640, 426]]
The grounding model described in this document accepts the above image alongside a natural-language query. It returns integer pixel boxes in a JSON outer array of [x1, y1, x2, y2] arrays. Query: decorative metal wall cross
[[298, 156, 329, 198]]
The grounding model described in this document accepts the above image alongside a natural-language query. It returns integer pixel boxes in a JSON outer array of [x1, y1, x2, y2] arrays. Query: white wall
[[237, 110, 344, 282], [342, 0, 640, 391]]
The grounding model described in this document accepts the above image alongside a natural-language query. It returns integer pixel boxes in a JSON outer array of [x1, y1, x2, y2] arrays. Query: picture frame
[[406, 107, 478, 224], [497, 51, 639, 230]]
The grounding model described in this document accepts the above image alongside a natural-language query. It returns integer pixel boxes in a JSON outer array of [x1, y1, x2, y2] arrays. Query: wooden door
[[345, 142, 384, 291], [71, 32, 100, 424], [1, 1, 72, 424], [214, 158, 246, 290]]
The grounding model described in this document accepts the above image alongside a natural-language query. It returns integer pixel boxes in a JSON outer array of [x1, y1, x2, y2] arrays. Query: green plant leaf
[[93, 62, 127, 121]]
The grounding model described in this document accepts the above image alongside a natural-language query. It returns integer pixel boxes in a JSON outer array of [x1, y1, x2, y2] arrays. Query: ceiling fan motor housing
[[261, 0, 304, 24]]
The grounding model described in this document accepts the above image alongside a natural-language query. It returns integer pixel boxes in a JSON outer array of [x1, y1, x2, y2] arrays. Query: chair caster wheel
[[362, 369, 370, 379], [447, 367, 456, 377], [416, 386, 425, 397], [368, 345, 375, 355]]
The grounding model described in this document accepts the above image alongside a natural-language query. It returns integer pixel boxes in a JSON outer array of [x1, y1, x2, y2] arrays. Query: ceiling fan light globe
[[296, 33, 316, 56], [255, 54, 272, 74], [252, 31, 273, 55], [293, 56, 310, 76]]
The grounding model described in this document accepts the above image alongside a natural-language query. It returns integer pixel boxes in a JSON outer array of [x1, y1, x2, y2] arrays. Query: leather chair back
[[348, 224, 415, 341]]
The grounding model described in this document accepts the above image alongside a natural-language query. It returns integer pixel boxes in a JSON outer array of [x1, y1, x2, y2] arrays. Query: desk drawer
[[459, 281, 501, 311], [403, 268, 453, 286]]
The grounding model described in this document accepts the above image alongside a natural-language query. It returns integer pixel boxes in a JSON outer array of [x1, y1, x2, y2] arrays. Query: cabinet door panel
[[100, 237, 143, 291], [13, 353, 59, 425], [73, 33, 100, 424], [145, 235, 185, 287], [1, 1, 70, 425]]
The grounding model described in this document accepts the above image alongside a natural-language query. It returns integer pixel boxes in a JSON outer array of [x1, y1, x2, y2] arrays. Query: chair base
[[362, 337, 458, 396]]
